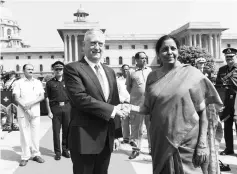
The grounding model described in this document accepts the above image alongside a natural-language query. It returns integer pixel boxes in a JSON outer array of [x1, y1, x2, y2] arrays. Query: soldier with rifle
[[216, 48, 237, 156]]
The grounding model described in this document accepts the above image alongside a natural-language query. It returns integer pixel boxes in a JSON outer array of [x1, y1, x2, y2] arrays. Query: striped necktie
[[94, 65, 107, 100]]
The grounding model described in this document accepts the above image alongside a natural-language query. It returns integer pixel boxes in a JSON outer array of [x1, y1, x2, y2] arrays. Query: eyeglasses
[[55, 68, 63, 71], [90, 41, 104, 47], [139, 57, 147, 60]]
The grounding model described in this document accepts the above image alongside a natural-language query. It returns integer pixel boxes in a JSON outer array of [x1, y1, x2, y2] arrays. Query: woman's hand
[[193, 109, 209, 168], [192, 145, 209, 168]]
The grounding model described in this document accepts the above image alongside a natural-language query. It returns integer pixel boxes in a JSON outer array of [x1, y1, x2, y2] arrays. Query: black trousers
[[224, 115, 234, 152], [51, 103, 71, 155], [223, 91, 235, 152], [70, 136, 111, 174]]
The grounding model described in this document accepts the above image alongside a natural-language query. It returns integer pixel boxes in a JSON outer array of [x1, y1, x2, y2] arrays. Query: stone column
[[180, 38, 183, 46], [189, 34, 192, 46], [199, 34, 202, 48], [203, 34, 209, 52], [69, 34, 72, 62], [219, 33, 222, 59], [209, 34, 213, 56], [214, 34, 218, 59], [74, 34, 78, 61], [185, 36, 188, 46], [64, 35, 68, 63], [78, 35, 84, 61], [194, 34, 197, 47]]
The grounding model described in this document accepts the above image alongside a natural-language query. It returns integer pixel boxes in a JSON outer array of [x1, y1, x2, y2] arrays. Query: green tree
[[178, 45, 217, 74]]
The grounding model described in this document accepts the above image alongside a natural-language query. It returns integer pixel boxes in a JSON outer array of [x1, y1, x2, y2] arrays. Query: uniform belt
[[50, 101, 69, 106]]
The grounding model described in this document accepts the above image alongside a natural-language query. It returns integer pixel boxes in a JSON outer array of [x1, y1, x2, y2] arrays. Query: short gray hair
[[84, 29, 105, 42]]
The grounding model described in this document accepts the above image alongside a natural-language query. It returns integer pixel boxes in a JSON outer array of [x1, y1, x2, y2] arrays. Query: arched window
[[146, 57, 149, 64], [119, 56, 123, 65], [0, 65, 3, 72], [40, 64, 43, 72], [2, 27, 4, 37], [16, 65, 20, 72], [7, 29, 11, 36], [106, 57, 110, 65], [132, 56, 135, 65]]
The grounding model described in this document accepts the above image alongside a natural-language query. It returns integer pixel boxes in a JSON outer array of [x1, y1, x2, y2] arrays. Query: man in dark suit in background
[[216, 48, 237, 156], [64, 29, 128, 174]]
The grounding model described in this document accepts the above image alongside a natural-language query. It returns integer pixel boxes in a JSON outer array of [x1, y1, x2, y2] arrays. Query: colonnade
[[180, 33, 222, 59], [64, 34, 84, 63]]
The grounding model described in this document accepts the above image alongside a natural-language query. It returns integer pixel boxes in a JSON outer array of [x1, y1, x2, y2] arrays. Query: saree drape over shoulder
[[144, 64, 223, 174]]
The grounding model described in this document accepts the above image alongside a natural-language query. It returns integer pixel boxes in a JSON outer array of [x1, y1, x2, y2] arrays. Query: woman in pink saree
[[128, 35, 223, 173]]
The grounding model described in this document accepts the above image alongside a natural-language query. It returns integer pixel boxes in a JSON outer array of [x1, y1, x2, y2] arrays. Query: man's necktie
[[94, 65, 107, 100]]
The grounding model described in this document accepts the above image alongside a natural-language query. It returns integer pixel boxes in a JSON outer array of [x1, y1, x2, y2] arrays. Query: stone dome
[[0, 1, 13, 20], [74, 5, 89, 17]]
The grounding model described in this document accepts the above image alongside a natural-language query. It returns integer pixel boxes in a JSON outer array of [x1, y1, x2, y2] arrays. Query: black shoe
[[19, 160, 28, 166], [220, 150, 234, 156], [62, 151, 70, 158], [129, 141, 137, 147], [219, 160, 231, 171], [129, 150, 140, 160], [121, 139, 129, 144], [54, 154, 61, 160], [32, 156, 45, 163]]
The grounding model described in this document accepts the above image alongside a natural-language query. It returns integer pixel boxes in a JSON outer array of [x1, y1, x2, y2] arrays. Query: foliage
[[42, 74, 54, 82], [178, 45, 217, 74]]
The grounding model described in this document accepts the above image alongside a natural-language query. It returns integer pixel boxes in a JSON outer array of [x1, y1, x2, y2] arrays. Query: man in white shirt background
[[117, 64, 131, 144], [13, 64, 45, 166]]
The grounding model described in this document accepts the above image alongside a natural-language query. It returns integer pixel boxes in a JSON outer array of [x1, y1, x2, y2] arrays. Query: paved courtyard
[[0, 116, 236, 174]]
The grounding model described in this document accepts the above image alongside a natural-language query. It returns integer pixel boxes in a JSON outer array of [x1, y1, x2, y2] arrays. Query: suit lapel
[[102, 64, 113, 103], [80, 58, 106, 101]]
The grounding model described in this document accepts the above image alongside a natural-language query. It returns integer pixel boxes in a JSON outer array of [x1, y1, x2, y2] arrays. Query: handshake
[[115, 104, 140, 119]]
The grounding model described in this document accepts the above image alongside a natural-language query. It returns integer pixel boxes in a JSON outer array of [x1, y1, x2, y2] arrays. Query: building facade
[[1, 1, 237, 75]]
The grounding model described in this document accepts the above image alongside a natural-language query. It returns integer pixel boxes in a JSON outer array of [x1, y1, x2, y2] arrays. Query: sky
[[3, 0, 237, 47]]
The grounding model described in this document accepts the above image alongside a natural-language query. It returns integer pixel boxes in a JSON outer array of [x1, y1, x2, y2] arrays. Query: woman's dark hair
[[23, 64, 33, 71], [134, 51, 147, 59], [121, 64, 129, 69], [155, 35, 180, 54]]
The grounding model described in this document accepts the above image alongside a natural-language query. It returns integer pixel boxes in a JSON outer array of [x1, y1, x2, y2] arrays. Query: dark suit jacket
[[64, 58, 122, 154]]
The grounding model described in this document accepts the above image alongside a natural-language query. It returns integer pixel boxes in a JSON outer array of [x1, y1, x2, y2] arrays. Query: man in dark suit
[[216, 47, 237, 156], [64, 29, 128, 174]]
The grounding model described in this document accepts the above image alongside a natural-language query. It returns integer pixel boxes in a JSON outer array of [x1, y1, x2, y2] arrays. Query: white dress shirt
[[84, 56, 110, 100], [117, 76, 130, 103], [12, 77, 44, 117], [84, 56, 117, 117]]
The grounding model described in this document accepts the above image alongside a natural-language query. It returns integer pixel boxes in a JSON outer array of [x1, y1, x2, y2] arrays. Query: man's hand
[[121, 104, 131, 114], [115, 104, 130, 119], [113, 139, 120, 151], [23, 102, 33, 110], [48, 112, 53, 119], [25, 109, 34, 118]]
